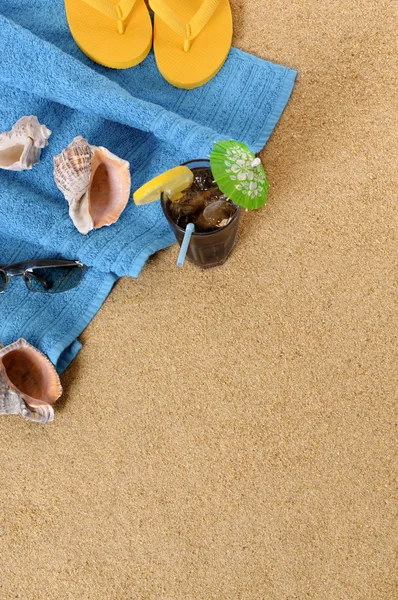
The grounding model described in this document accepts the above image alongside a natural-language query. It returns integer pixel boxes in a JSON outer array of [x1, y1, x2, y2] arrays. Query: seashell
[[0, 340, 54, 423], [0, 377, 54, 424], [0, 116, 51, 171], [0, 338, 62, 410], [53, 136, 131, 235]]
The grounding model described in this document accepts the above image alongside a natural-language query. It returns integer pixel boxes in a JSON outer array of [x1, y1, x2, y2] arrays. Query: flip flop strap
[[82, 0, 138, 21], [150, 0, 221, 41]]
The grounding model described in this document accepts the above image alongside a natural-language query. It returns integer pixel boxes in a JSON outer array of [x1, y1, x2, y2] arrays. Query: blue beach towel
[[0, 0, 296, 372]]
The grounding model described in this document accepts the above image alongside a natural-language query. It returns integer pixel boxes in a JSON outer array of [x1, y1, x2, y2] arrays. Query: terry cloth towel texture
[[0, 0, 296, 372]]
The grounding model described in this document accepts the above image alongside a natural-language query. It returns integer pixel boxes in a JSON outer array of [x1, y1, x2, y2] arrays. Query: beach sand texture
[[0, 0, 397, 598]]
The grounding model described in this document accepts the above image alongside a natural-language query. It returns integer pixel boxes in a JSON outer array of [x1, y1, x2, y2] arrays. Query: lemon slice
[[133, 166, 194, 206]]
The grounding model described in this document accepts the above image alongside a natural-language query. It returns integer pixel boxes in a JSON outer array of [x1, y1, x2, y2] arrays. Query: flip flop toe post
[[149, 0, 233, 89], [65, 0, 153, 69]]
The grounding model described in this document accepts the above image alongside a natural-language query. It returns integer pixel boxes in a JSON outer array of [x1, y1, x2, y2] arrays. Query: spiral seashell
[[53, 136, 131, 235], [0, 116, 51, 171], [0, 338, 61, 425], [52, 136, 93, 204], [0, 372, 55, 424]]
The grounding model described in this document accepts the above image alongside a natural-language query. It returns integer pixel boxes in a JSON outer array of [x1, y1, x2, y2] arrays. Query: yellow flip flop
[[149, 0, 232, 89], [65, 0, 153, 69]]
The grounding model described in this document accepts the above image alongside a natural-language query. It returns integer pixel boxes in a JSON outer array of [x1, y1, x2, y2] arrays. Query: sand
[[0, 1, 397, 598]]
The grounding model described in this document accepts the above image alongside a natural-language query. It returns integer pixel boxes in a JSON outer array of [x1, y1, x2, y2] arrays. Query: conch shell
[[53, 136, 131, 235], [0, 116, 51, 171], [0, 339, 62, 424]]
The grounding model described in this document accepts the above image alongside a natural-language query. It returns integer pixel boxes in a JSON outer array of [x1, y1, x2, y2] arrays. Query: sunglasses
[[0, 259, 86, 294]]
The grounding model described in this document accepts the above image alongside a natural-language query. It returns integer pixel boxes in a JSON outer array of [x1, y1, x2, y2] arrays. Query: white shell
[[53, 136, 131, 235], [0, 116, 51, 171]]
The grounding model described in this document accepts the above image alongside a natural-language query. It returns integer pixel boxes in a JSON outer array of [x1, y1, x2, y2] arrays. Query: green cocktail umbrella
[[210, 140, 269, 210]]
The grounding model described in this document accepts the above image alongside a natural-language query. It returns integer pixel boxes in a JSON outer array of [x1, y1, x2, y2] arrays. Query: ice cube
[[203, 199, 236, 228]]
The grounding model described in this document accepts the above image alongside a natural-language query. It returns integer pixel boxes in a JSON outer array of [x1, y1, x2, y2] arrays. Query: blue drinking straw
[[177, 223, 195, 267]]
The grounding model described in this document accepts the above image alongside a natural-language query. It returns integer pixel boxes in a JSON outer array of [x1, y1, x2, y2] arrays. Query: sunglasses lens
[[0, 271, 6, 292], [25, 265, 84, 293]]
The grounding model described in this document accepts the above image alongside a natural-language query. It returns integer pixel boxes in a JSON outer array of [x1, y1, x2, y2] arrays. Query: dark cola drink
[[161, 161, 240, 269]]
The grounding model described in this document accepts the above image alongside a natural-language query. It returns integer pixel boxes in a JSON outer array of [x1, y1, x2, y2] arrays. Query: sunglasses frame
[[0, 259, 86, 294]]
